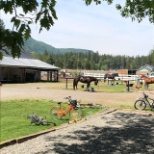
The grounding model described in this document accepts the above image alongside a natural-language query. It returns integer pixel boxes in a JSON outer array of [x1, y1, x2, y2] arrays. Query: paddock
[[64, 75, 147, 92]]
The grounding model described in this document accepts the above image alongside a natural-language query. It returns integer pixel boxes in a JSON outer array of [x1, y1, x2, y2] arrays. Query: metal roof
[[0, 50, 59, 70], [138, 64, 154, 72]]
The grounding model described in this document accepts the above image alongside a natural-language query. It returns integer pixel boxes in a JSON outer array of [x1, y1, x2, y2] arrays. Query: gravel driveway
[[1, 110, 154, 154]]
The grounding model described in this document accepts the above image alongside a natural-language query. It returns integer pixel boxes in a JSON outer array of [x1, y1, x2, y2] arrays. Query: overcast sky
[[1, 0, 154, 56]]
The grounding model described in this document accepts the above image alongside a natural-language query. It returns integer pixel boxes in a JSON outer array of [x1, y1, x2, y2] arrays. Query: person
[[136, 75, 140, 85]]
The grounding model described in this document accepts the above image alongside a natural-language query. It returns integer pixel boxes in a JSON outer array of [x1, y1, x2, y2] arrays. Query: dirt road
[[0, 82, 151, 108]]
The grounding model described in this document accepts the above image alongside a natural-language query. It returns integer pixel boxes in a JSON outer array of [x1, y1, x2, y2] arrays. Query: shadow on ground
[[37, 112, 154, 154]]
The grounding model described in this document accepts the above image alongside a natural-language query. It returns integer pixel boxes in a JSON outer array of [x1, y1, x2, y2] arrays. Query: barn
[[0, 50, 59, 83]]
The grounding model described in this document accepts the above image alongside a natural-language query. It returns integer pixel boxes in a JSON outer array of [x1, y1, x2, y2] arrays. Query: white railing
[[116, 74, 139, 81], [83, 72, 140, 81], [83, 73, 105, 79]]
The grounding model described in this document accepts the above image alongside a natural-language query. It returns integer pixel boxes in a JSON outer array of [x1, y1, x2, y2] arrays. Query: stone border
[[0, 108, 116, 148], [1, 108, 153, 149], [0, 123, 70, 149]]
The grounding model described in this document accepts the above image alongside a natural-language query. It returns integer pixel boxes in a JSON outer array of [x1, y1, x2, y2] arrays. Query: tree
[[85, 0, 154, 23], [116, 0, 154, 23], [148, 49, 154, 65], [0, 0, 153, 59], [0, 0, 57, 59], [0, 19, 5, 58]]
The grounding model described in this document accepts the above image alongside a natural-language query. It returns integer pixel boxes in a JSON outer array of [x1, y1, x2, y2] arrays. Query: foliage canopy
[[85, 0, 154, 23], [31, 49, 154, 70], [0, 0, 153, 59]]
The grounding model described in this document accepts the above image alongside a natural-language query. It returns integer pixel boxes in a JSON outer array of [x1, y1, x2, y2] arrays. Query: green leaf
[[0, 51, 3, 60], [24, 29, 31, 40], [19, 24, 25, 33], [116, 4, 122, 10]]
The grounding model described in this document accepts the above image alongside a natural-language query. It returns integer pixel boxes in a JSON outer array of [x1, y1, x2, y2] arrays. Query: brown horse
[[104, 73, 119, 82], [73, 76, 99, 90], [140, 74, 154, 88]]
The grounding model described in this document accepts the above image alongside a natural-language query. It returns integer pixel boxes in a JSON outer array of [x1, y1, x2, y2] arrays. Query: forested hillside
[[24, 37, 94, 54], [31, 50, 154, 70], [24, 37, 154, 70]]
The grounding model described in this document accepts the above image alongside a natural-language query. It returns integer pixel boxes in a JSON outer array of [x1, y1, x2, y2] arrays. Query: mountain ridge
[[23, 37, 94, 54]]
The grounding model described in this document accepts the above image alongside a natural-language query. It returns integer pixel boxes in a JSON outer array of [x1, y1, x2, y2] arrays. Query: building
[[137, 64, 154, 75], [117, 69, 137, 75], [0, 50, 59, 83]]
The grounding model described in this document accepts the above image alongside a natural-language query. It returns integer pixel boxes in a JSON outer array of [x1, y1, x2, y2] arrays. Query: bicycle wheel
[[50, 107, 60, 120], [134, 100, 146, 110], [69, 108, 83, 123]]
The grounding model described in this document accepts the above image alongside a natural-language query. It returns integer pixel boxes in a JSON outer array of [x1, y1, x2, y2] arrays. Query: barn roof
[[0, 50, 59, 70], [138, 64, 154, 72]]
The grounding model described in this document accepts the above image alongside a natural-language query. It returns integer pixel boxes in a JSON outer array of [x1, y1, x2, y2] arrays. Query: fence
[[83, 72, 140, 81]]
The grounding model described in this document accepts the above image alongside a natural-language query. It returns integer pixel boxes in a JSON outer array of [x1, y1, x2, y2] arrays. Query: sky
[[0, 0, 154, 56]]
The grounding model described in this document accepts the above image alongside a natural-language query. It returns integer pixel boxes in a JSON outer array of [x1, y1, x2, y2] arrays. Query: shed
[[0, 50, 59, 83]]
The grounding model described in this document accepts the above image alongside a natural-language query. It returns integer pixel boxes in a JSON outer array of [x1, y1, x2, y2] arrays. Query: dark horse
[[73, 76, 99, 90], [104, 73, 119, 82]]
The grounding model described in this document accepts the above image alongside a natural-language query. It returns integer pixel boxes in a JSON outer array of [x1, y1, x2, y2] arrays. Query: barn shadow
[[36, 112, 154, 154]]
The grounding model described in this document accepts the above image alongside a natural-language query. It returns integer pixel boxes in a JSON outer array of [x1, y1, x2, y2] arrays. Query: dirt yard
[[1, 82, 153, 108]]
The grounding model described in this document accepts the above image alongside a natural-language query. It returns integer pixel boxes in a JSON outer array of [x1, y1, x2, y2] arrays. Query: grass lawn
[[0, 99, 104, 143], [62, 80, 154, 92]]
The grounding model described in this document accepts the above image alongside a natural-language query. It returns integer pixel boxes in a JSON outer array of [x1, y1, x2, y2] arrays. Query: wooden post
[[127, 80, 130, 92], [108, 79, 109, 85], [66, 78, 68, 89]]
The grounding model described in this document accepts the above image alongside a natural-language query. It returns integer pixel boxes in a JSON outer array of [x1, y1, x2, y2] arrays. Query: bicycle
[[134, 92, 154, 110], [50, 96, 83, 123]]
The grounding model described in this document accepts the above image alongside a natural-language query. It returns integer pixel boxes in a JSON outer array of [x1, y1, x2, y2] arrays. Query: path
[[1, 110, 154, 154]]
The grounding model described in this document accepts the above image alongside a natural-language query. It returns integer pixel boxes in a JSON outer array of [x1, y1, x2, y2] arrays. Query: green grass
[[64, 80, 154, 92], [0, 99, 103, 143]]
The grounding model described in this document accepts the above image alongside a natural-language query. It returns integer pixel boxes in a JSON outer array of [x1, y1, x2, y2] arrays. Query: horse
[[104, 73, 119, 82], [140, 74, 154, 88], [73, 76, 99, 90]]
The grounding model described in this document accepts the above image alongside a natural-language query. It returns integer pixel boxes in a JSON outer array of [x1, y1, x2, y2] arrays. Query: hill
[[23, 37, 94, 54]]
